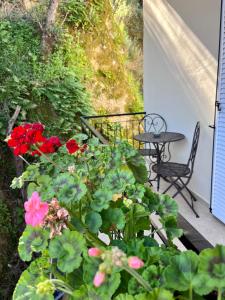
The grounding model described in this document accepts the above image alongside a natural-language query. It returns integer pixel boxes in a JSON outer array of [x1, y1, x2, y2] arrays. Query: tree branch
[[6, 105, 21, 136]]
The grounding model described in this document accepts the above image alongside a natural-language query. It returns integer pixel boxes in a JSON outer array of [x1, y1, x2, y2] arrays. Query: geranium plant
[[8, 123, 225, 300]]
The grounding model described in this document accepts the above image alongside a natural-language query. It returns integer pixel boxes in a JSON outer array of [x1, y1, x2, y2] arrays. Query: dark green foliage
[[49, 229, 86, 273], [0, 19, 91, 138], [60, 0, 104, 29], [18, 226, 49, 262]]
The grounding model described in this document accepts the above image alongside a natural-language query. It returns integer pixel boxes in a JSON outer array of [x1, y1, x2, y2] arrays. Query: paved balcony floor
[[151, 177, 225, 247]]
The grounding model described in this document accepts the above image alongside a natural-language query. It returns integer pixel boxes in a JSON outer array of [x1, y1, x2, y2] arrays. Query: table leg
[[155, 143, 161, 191]]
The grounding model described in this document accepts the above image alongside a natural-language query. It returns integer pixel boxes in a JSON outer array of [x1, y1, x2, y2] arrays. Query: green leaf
[[126, 184, 145, 200], [27, 175, 54, 200], [94, 272, 121, 299], [101, 208, 125, 231], [13, 255, 52, 300], [192, 273, 215, 295], [142, 187, 160, 213], [143, 288, 174, 300], [49, 229, 86, 273], [115, 294, 135, 300], [161, 216, 183, 240], [72, 133, 88, 142], [54, 174, 87, 208], [85, 211, 102, 233], [198, 245, 225, 289], [158, 194, 178, 217], [91, 189, 112, 212], [18, 226, 49, 262], [126, 152, 148, 184], [102, 169, 135, 194], [164, 251, 199, 291], [72, 285, 89, 300]]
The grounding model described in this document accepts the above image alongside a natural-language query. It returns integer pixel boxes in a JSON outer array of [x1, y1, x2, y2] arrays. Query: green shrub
[[0, 18, 92, 138]]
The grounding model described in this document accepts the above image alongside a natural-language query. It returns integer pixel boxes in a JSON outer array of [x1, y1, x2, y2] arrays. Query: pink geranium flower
[[128, 256, 144, 269], [24, 192, 49, 227], [88, 248, 102, 257], [93, 271, 105, 287]]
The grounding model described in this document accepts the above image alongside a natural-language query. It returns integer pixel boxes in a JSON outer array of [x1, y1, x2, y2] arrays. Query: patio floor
[[151, 177, 225, 247]]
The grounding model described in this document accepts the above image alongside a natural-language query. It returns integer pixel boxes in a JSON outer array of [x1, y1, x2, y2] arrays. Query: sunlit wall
[[144, 0, 221, 203]]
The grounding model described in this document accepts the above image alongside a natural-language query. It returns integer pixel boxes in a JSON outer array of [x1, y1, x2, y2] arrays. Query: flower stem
[[189, 284, 193, 300], [85, 231, 107, 247], [19, 155, 30, 165], [123, 265, 151, 292], [51, 279, 73, 293], [34, 146, 58, 168], [217, 288, 222, 300]]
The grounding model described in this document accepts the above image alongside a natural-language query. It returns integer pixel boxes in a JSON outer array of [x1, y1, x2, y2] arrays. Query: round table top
[[134, 131, 185, 143]]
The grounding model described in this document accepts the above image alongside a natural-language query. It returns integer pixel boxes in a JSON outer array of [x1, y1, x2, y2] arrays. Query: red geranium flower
[[81, 144, 88, 153], [7, 123, 46, 156], [32, 123, 45, 132], [66, 139, 80, 154], [25, 129, 45, 144], [48, 136, 62, 148], [14, 144, 30, 156]]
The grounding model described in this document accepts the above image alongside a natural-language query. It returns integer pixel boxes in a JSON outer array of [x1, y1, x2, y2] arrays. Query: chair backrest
[[187, 122, 200, 174], [139, 113, 167, 134]]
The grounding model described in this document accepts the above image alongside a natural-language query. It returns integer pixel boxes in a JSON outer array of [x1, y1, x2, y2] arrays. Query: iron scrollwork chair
[[152, 122, 200, 217], [138, 114, 168, 180], [138, 113, 167, 157]]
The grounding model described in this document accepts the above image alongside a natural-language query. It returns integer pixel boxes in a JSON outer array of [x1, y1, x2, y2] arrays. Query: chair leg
[[170, 179, 198, 203], [157, 175, 160, 191], [171, 178, 199, 218], [172, 189, 199, 218], [162, 177, 179, 194]]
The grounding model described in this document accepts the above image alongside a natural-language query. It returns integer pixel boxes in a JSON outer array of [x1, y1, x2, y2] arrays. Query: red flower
[[81, 144, 88, 153], [36, 136, 62, 155], [48, 136, 62, 148], [39, 140, 55, 154], [7, 123, 45, 156], [66, 139, 80, 154], [7, 123, 61, 157], [14, 144, 30, 156], [32, 123, 44, 132], [25, 129, 45, 144]]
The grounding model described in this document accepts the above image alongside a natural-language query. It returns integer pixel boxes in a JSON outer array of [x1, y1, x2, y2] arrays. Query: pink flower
[[24, 192, 49, 227], [88, 248, 102, 257], [128, 256, 144, 269], [93, 271, 105, 287]]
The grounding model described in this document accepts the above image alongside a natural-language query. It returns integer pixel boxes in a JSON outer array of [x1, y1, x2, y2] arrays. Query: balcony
[[81, 112, 225, 251]]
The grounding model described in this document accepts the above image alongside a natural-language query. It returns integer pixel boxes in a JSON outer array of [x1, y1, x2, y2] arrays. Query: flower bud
[[88, 247, 102, 257], [37, 280, 55, 295], [128, 256, 144, 269], [93, 271, 105, 287]]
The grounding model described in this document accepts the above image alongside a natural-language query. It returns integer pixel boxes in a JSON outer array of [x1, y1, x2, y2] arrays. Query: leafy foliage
[[0, 19, 91, 139], [18, 226, 49, 262], [49, 229, 86, 273], [10, 134, 225, 300], [53, 173, 87, 208], [13, 255, 52, 300]]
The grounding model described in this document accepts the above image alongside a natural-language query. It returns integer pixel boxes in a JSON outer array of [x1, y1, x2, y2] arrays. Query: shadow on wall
[[144, 0, 217, 126]]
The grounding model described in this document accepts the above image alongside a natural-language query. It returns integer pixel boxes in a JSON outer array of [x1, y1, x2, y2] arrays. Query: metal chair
[[152, 122, 200, 217], [138, 113, 167, 157]]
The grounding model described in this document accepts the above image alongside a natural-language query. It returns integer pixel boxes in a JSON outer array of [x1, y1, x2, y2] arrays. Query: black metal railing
[[80, 112, 146, 146]]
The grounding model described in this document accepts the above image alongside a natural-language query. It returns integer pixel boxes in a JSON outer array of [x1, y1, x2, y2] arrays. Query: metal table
[[134, 131, 185, 189]]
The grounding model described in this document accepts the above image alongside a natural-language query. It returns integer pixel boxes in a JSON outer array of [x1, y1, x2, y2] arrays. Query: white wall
[[144, 0, 221, 203]]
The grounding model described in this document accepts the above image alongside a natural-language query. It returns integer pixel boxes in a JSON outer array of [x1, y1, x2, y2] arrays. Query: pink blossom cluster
[[88, 247, 144, 287], [24, 192, 69, 239], [24, 191, 49, 227]]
